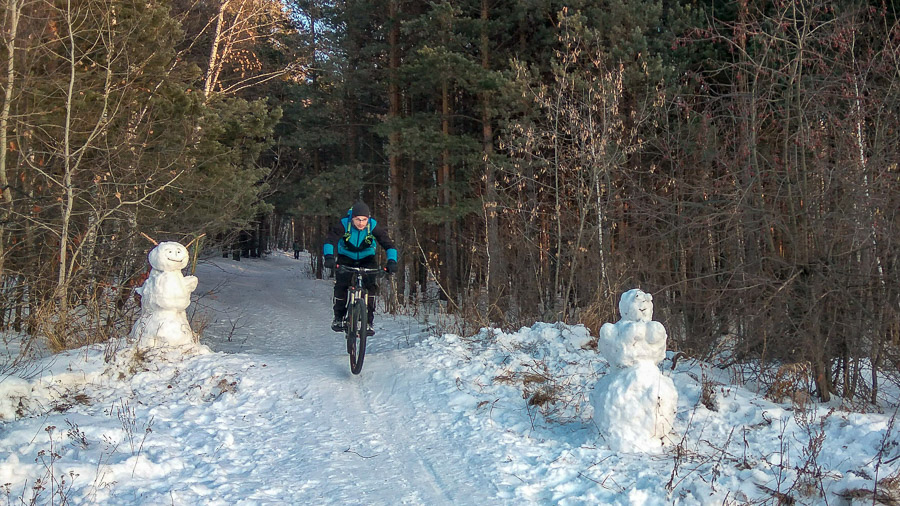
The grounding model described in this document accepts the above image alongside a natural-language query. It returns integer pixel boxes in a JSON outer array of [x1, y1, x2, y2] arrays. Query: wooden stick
[[185, 233, 207, 249], [140, 232, 158, 246]]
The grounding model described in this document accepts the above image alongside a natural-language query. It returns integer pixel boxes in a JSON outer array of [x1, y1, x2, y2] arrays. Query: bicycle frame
[[340, 265, 383, 316]]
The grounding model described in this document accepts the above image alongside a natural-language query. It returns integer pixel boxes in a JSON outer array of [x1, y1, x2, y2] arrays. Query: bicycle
[[336, 265, 388, 374]]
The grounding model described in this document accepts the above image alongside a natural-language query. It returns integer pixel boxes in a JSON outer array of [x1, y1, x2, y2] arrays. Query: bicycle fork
[[347, 286, 373, 324]]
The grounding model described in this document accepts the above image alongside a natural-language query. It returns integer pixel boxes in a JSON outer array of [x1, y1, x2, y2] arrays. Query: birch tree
[[200, 0, 298, 99], [0, 0, 23, 279]]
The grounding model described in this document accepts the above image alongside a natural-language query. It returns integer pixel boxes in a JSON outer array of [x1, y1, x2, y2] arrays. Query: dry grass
[[497, 370, 558, 408], [28, 291, 138, 353], [494, 361, 589, 423], [189, 310, 211, 343], [837, 470, 900, 506], [765, 362, 813, 408], [700, 374, 721, 412], [577, 294, 617, 345]]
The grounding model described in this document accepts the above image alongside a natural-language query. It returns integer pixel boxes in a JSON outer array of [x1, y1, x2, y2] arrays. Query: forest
[[1, 0, 898, 404]]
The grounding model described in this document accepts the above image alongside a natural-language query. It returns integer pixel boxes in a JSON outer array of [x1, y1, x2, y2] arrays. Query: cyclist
[[323, 201, 398, 335]]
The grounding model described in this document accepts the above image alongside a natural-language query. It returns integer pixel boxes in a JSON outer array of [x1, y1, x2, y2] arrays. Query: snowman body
[[591, 289, 677, 452], [130, 242, 198, 347]]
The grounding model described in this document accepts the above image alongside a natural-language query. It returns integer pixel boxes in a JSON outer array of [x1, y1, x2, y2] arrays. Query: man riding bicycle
[[323, 201, 398, 336]]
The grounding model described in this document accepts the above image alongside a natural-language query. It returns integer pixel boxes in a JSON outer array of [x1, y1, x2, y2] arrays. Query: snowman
[[591, 289, 677, 453], [130, 241, 199, 347]]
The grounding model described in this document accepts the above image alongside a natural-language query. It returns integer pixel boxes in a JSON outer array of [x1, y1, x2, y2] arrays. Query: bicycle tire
[[347, 298, 368, 374], [345, 295, 357, 354]]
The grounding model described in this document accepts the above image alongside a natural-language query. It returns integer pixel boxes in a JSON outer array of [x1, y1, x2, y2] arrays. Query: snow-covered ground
[[1, 251, 898, 505]]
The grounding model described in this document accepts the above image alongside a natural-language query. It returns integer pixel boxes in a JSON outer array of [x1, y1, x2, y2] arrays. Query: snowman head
[[148, 242, 190, 272], [619, 289, 653, 322]]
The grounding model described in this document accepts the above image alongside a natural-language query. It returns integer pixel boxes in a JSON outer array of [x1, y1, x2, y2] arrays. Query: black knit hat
[[351, 201, 370, 218]]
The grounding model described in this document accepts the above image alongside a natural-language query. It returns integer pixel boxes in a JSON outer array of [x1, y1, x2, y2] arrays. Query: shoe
[[366, 323, 375, 336], [331, 318, 345, 332]]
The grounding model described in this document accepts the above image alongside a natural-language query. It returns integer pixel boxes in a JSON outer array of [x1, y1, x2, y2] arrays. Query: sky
[[0, 250, 898, 505]]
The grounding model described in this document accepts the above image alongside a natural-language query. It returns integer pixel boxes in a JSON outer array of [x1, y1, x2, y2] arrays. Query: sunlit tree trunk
[[57, 0, 80, 308], [0, 0, 22, 278], [202, 0, 291, 100], [204, 0, 230, 98]]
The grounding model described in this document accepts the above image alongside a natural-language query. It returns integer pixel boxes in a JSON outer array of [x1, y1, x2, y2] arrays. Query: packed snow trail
[[178, 252, 504, 504]]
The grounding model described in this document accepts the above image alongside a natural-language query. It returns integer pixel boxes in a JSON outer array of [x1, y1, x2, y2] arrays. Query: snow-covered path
[[168, 253, 504, 504]]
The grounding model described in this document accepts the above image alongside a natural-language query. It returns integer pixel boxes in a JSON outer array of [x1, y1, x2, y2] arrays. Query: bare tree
[[0, 0, 24, 279], [201, 0, 299, 99]]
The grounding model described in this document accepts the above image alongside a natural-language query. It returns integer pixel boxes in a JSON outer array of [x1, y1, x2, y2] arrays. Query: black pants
[[333, 256, 378, 325]]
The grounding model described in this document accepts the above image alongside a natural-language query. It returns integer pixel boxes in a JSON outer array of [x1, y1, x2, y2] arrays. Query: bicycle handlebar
[[335, 265, 390, 275]]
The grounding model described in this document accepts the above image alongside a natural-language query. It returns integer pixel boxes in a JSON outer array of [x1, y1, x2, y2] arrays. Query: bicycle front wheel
[[347, 299, 368, 374]]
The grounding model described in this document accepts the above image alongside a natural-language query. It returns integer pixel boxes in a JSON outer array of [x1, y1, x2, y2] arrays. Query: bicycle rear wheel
[[347, 299, 368, 374]]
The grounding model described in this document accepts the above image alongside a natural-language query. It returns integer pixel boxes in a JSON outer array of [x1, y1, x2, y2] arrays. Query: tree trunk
[[387, 0, 406, 305], [57, 0, 81, 308], [440, 76, 457, 303], [0, 0, 21, 278], [204, 0, 230, 98], [387, 0, 400, 229], [481, 0, 505, 323]]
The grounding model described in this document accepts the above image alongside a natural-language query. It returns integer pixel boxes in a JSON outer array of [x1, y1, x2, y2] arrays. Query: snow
[[1, 251, 898, 505]]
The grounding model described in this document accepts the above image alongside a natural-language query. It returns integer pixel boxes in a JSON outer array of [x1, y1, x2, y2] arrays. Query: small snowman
[[130, 241, 199, 347], [591, 289, 677, 453]]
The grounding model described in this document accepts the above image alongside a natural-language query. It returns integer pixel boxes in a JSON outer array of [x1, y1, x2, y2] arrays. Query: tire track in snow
[[185, 253, 504, 504]]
